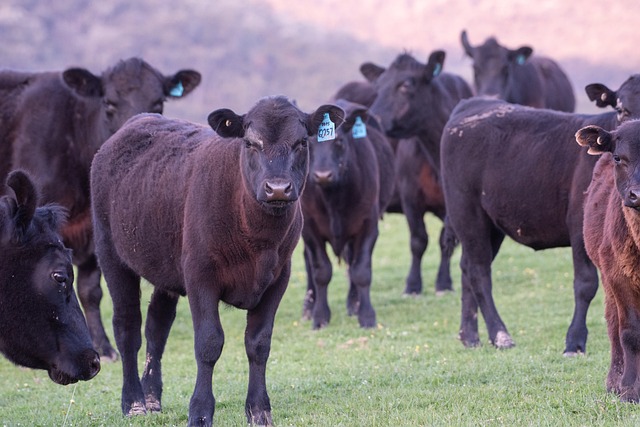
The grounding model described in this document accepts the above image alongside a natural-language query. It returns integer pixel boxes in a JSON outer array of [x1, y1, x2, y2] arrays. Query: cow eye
[[613, 154, 621, 164], [151, 99, 164, 114], [399, 78, 415, 93], [104, 100, 117, 116], [51, 271, 68, 286], [296, 137, 308, 149]]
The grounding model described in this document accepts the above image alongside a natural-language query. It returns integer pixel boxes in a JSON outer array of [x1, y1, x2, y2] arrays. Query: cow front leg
[[348, 223, 378, 328], [141, 289, 179, 412], [434, 218, 456, 294], [302, 238, 333, 329], [400, 198, 428, 295], [604, 294, 623, 394]]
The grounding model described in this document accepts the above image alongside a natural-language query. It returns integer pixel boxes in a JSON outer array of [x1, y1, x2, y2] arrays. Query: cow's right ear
[[165, 70, 202, 98], [360, 63, 385, 83], [208, 109, 245, 138], [585, 83, 617, 109], [460, 30, 475, 58], [5, 170, 38, 239], [424, 50, 446, 82], [62, 68, 103, 98], [307, 105, 346, 136], [508, 47, 533, 65], [575, 125, 614, 155]]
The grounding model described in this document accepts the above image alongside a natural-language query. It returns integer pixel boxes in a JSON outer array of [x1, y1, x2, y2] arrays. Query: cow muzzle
[[264, 179, 295, 203], [625, 186, 640, 210]]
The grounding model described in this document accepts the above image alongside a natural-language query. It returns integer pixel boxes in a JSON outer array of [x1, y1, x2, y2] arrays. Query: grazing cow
[[0, 170, 100, 385], [362, 50, 473, 293], [440, 74, 640, 355], [0, 58, 201, 360], [301, 99, 395, 329], [460, 30, 576, 112], [577, 119, 640, 402], [91, 96, 344, 426]]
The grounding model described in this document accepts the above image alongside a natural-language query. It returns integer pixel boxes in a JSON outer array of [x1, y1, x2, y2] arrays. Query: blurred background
[[2, 0, 637, 123]]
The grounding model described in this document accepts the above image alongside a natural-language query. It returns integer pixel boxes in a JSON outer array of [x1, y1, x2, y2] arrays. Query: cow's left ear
[[165, 70, 202, 98], [62, 68, 103, 98], [424, 50, 445, 82], [585, 83, 617, 109], [5, 170, 38, 239], [360, 63, 386, 83], [307, 105, 346, 136], [508, 47, 533, 65], [575, 125, 615, 155], [208, 109, 245, 138]]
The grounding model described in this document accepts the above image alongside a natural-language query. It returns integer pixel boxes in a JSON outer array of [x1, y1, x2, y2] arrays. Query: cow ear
[[208, 109, 245, 138], [360, 63, 385, 83], [343, 106, 369, 134], [5, 170, 38, 237], [460, 30, 475, 58], [585, 83, 617, 109], [508, 47, 533, 65], [62, 68, 103, 97], [575, 125, 614, 155], [166, 70, 202, 98], [424, 50, 445, 82], [307, 105, 346, 137]]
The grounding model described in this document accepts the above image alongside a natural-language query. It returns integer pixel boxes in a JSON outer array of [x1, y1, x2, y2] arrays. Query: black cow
[[461, 30, 576, 112], [0, 170, 100, 385], [440, 74, 640, 355], [578, 120, 640, 402], [362, 50, 473, 293], [91, 96, 344, 426], [0, 58, 201, 360], [301, 99, 395, 329]]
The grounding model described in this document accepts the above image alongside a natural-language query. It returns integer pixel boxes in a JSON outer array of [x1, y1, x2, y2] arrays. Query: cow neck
[[415, 126, 444, 174], [71, 96, 111, 165], [238, 190, 300, 241]]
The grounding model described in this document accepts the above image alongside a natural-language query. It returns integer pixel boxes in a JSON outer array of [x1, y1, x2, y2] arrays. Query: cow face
[[62, 57, 201, 138], [308, 100, 368, 188], [586, 75, 640, 124], [577, 120, 640, 209], [365, 50, 445, 139], [461, 30, 533, 98], [207, 96, 345, 215], [0, 171, 100, 384]]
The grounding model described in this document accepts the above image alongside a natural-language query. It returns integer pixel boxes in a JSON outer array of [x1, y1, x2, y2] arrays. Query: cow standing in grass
[[0, 58, 201, 360], [578, 119, 640, 402], [0, 170, 100, 385], [91, 96, 344, 426]]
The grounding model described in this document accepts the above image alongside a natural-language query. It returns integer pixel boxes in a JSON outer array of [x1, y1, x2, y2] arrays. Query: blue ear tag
[[170, 81, 184, 97], [317, 112, 335, 142], [352, 116, 367, 139], [516, 54, 526, 65], [432, 63, 442, 77]]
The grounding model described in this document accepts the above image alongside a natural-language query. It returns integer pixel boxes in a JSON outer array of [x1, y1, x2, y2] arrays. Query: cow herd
[[1, 29, 640, 425]]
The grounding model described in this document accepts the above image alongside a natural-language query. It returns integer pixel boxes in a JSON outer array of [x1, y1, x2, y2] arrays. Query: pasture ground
[[1, 214, 638, 426]]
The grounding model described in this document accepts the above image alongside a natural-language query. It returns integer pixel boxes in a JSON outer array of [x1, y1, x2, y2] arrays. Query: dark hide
[[461, 30, 576, 112], [0, 170, 100, 385], [90, 96, 344, 426], [578, 119, 640, 402], [301, 99, 395, 329], [440, 74, 640, 355], [0, 58, 201, 360]]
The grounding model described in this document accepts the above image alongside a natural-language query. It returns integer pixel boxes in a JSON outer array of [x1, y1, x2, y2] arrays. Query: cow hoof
[[492, 331, 515, 349], [126, 402, 147, 416], [99, 348, 119, 363], [562, 350, 585, 358], [249, 411, 273, 426], [145, 396, 162, 413], [434, 289, 453, 297]]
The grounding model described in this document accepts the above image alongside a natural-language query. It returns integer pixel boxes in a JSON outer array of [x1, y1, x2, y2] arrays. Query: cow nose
[[628, 188, 640, 208], [265, 180, 293, 201], [313, 170, 333, 184]]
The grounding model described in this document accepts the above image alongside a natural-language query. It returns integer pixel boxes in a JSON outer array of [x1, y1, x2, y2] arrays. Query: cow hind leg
[[435, 217, 456, 294], [348, 229, 378, 329], [605, 295, 624, 394], [141, 289, 179, 413], [401, 203, 428, 295]]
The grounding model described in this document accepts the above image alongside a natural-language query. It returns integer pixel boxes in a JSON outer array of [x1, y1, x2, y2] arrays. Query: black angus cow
[[301, 99, 395, 329], [0, 58, 201, 360], [577, 120, 640, 402], [362, 50, 473, 294], [0, 170, 100, 385], [461, 30, 576, 112], [91, 96, 344, 426], [440, 74, 640, 355]]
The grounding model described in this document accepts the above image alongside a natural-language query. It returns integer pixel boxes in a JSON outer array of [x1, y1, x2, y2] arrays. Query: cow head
[[461, 30, 534, 99], [363, 50, 446, 139], [62, 57, 201, 139], [207, 96, 345, 215], [577, 120, 640, 209], [307, 99, 369, 188], [0, 171, 100, 384], [586, 74, 640, 124]]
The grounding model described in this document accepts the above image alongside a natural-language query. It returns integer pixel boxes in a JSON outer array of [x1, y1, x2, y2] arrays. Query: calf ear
[[308, 105, 346, 136], [208, 109, 245, 138], [166, 70, 202, 98], [360, 63, 385, 83], [342, 105, 369, 134], [575, 125, 614, 155], [585, 83, 617, 109], [460, 30, 475, 58], [5, 170, 38, 236], [424, 50, 445, 82], [62, 68, 103, 97], [508, 47, 533, 65]]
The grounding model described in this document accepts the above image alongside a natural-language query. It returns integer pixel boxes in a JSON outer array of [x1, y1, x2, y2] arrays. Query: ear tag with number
[[170, 81, 184, 97], [352, 116, 367, 139], [317, 112, 335, 142]]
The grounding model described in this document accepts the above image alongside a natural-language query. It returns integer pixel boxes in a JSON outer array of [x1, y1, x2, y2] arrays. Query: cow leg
[[348, 222, 378, 328], [434, 217, 456, 294], [604, 290, 623, 395], [244, 264, 290, 426], [76, 254, 118, 361], [400, 197, 427, 295], [301, 247, 315, 320], [303, 238, 333, 329], [616, 296, 640, 402], [141, 289, 179, 413], [563, 242, 599, 355], [187, 284, 223, 427]]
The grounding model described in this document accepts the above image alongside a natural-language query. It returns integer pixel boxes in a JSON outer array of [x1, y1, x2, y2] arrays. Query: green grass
[[2, 214, 639, 426]]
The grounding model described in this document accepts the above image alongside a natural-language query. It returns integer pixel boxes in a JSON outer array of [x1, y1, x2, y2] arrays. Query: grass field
[[1, 213, 639, 426]]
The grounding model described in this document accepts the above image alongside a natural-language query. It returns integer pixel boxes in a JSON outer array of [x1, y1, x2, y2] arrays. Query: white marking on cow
[[493, 331, 514, 348]]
